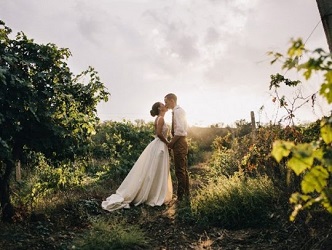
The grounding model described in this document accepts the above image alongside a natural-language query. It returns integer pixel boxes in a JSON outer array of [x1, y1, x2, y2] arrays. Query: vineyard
[[0, 119, 330, 249], [1, 21, 332, 249]]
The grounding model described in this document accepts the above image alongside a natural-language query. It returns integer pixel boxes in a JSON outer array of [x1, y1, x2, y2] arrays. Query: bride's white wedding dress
[[102, 117, 173, 212]]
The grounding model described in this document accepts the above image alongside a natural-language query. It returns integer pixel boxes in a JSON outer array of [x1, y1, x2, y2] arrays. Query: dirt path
[[131, 202, 289, 249]]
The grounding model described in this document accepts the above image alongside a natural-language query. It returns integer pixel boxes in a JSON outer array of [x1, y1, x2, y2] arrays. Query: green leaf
[[303, 69, 312, 80], [301, 165, 329, 193], [312, 148, 324, 161], [287, 39, 305, 58], [320, 81, 332, 104], [321, 119, 332, 144], [328, 165, 332, 173], [322, 190, 332, 212], [325, 70, 332, 85], [287, 143, 314, 175], [271, 140, 294, 162], [294, 143, 314, 158], [288, 156, 311, 175]]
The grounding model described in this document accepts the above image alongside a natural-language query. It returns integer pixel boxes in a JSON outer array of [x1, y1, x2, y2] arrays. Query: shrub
[[187, 138, 202, 166], [11, 152, 87, 211], [208, 147, 238, 177], [91, 120, 154, 180]]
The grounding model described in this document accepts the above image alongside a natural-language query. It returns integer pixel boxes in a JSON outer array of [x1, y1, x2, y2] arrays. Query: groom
[[164, 93, 190, 201]]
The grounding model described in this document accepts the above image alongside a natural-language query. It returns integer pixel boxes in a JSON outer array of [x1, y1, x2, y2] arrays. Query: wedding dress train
[[102, 119, 172, 212]]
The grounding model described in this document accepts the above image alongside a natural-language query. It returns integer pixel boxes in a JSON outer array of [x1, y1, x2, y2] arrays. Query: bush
[[91, 120, 155, 180], [11, 152, 87, 211], [187, 138, 202, 166], [208, 147, 238, 177]]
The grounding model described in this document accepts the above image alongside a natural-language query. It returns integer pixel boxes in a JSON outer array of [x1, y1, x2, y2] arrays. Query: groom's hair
[[165, 93, 177, 102]]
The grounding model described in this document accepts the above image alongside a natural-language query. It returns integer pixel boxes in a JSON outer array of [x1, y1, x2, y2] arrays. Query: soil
[[0, 165, 331, 250]]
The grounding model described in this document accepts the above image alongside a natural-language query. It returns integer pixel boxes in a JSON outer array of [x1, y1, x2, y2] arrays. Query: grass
[[2, 162, 332, 249], [71, 216, 149, 250], [191, 172, 280, 229]]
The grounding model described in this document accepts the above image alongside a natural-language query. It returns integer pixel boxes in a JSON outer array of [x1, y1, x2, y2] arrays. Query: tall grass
[[72, 216, 149, 250], [191, 173, 279, 229]]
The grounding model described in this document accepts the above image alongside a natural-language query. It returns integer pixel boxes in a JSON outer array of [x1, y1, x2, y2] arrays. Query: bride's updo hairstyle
[[150, 102, 162, 117]]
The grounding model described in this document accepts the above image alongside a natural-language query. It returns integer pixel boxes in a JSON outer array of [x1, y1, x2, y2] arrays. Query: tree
[[0, 21, 109, 222], [269, 38, 332, 221]]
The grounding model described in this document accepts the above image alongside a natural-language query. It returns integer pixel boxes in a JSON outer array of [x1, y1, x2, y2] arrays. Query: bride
[[102, 102, 173, 212]]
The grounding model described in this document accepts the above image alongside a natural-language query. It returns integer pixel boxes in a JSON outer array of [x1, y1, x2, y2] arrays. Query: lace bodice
[[156, 116, 169, 138], [161, 121, 169, 138]]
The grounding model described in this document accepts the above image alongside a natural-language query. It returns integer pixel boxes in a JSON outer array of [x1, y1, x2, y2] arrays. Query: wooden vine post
[[251, 111, 256, 142]]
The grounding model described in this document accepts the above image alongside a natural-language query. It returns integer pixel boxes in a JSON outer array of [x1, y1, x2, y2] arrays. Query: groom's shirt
[[173, 105, 188, 137]]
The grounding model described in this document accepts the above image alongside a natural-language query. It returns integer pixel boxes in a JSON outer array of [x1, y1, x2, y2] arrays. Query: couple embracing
[[101, 93, 190, 212]]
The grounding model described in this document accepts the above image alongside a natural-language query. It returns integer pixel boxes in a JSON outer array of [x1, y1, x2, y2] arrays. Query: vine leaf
[[320, 119, 332, 144], [271, 140, 294, 162], [287, 143, 314, 176], [301, 166, 329, 194], [320, 79, 332, 104]]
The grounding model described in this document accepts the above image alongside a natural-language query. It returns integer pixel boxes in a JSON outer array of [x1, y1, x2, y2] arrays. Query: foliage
[[239, 125, 299, 186], [11, 119, 205, 216], [209, 126, 287, 183], [0, 20, 109, 221], [207, 121, 324, 217], [234, 119, 253, 137], [72, 216, 149, 250], [301, 119, 321, 143], [268, 40, 318, 125], [269, 38, 332, 220], [208, 145, 238, 177], [91, 120, 155, 179], [0, 21, 108, 162], [187, 137, 201, 166], [208, 130, 257, 178], [11, 153, 93, 215], [185, 126, 230, 167], [188, 126, 230, 152], [0, 116, 330, 249], [92, 121, 153, 160], [29, 156, 85, 206], [191, 173, 279, 229]]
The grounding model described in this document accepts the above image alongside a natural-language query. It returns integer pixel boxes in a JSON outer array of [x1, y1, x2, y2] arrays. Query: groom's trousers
[[173, 137, 190, 200]]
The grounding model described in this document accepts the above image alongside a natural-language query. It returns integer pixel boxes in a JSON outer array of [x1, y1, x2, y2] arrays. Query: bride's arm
[[156, 117, 169, 145]]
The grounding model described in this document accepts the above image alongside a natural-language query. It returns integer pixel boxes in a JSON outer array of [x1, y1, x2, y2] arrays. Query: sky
[[1, 0, 331, 127]]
